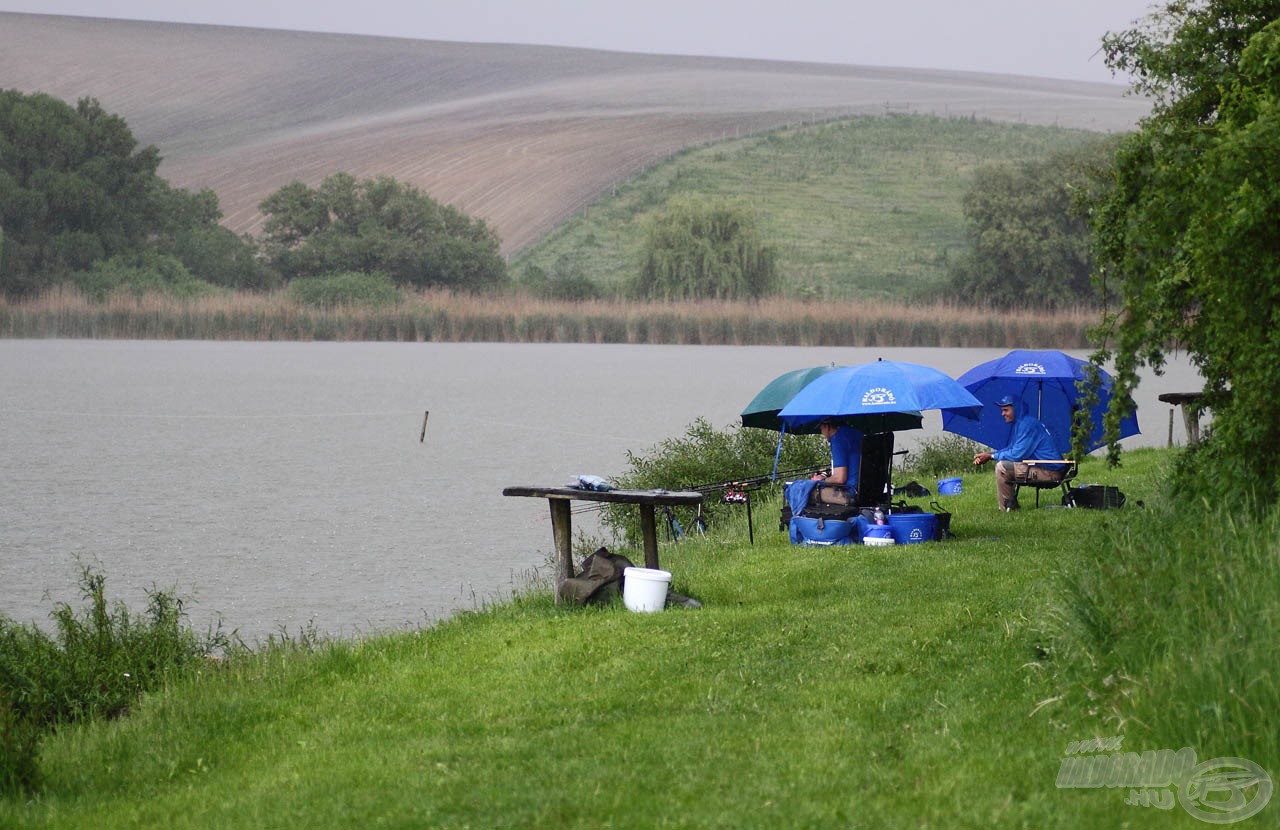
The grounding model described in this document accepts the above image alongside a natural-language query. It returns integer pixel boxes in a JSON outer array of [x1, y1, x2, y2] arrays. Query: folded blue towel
[[785, 479, 818, 517]]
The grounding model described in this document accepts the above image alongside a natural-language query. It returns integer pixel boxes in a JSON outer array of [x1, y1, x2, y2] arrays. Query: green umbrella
[[742, 365, 923, 434]]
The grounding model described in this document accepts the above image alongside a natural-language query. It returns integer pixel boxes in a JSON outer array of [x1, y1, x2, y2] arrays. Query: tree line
[[3, 86, 1129, 308], [0, 90, 505, 300]]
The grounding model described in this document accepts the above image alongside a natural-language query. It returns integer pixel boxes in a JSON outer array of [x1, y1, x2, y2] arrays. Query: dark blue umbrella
[[778, 360, 980, 430], [941, 349, 1140, 455]]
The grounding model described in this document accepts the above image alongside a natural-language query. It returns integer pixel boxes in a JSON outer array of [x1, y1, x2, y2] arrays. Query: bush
[[0, 692, 40, 796], [71, 252, 219, 301], [0, 568, 224, 795], [288, 271, 402, 307], [899, 434, 982, 479], [603, 418, 827, 543], [520, 260, 603, 301]]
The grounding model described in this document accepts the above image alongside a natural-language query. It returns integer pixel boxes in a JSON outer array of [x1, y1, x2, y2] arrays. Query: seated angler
[[970, 395, 1066, 511], [812, 417, 862, 505]]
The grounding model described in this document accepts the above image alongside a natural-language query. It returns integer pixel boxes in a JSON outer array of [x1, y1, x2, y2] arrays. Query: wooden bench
[[502, 486, 704, 587]]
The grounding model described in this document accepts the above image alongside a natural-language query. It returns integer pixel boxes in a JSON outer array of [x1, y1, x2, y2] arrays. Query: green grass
[[3, 448, 1274, 827], [515, 114, 1103, 301]]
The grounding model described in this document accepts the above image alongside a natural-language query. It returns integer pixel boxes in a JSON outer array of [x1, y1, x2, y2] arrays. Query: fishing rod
[[670, 464, 827, 546], [681, 464, 828, 496]]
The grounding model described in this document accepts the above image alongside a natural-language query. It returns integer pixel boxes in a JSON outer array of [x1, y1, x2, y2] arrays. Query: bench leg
[[549, 499, 574, 595], [639, 503, 660, 570]]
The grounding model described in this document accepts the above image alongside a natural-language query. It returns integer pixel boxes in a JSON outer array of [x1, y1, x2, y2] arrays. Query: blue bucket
[[937, 477, 963, 495], [888, 512, 937, 544]]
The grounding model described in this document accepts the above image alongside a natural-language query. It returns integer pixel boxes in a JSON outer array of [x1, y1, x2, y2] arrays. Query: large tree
[[258, 173, 506, 291], [1089, 1, 1280, 498], [0, 92, 162, 294], [636, 195, 777, 301], [0, 90, 265, 296], [948, 137, 1120, 309]]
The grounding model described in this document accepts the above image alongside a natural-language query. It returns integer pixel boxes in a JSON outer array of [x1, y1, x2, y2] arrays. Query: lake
[[1, 340, 1201, 642]]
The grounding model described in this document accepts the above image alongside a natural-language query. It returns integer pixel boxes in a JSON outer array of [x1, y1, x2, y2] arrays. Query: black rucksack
[[1063, 485, 1126, 509]]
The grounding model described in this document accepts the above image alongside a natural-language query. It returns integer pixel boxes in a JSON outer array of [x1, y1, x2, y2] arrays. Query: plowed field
[[1, 12, 1150, 254]]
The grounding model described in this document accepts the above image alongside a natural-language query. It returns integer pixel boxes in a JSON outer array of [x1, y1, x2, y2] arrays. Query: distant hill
[[0, 12, 1150, 256]]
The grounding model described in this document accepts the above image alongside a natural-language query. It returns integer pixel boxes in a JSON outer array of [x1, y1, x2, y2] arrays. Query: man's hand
[[973, 452, 994, 466]]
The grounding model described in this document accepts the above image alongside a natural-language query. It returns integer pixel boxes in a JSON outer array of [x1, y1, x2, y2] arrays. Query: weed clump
[[0, 567, 225, 795]]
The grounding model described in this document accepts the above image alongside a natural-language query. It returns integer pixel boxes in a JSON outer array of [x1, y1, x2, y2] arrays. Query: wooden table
[[502, 486, 704, 585], [1157, 392, 1206, 446]]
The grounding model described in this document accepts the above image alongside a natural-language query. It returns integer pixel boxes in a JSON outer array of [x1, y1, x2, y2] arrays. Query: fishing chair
[[1014, 459, 1079, 507], [807, 432, 896, 513]]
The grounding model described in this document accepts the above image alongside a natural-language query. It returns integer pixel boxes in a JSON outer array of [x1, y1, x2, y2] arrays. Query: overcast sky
[[3, 0, 1157, 83]]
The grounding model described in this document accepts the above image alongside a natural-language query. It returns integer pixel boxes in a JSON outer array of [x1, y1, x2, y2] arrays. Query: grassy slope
[[0, 14, 1149, 253], [514, 115, 1101, 301], [5, 452, 1206, 828]]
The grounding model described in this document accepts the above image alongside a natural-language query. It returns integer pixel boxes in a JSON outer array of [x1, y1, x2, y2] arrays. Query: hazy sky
[[3, 0, 1157, 83]]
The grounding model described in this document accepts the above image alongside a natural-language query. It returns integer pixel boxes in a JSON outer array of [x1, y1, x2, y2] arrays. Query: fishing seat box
[[789, 515, 855, 546]]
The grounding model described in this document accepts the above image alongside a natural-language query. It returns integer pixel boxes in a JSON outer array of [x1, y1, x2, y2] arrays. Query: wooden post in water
[[419, 410, 430, 443]]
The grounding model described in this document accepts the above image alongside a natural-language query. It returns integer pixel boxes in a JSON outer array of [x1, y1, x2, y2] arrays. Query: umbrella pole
[[771, 424, 786, 480]]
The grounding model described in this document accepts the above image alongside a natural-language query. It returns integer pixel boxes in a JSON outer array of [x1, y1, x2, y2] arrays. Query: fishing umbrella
[[778, 360, 981, 430], [940, 349, 1140, 455], [742, 365, 922, 434]]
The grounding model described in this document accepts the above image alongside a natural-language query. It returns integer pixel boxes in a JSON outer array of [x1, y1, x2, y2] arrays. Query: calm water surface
[[1, 340, 1201, 641]]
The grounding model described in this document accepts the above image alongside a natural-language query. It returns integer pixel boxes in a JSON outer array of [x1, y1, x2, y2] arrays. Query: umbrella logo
[[1015, 363, 1048, 375], [861, 387, 897, 406]]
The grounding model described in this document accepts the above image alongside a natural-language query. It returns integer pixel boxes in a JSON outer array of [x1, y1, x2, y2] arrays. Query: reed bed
[[0, 287, 1096, 348]]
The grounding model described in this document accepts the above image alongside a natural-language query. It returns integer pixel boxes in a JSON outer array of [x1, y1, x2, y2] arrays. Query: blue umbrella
[[742, 365, 923, 434], [941, 349, 1140, 455], [778, 360, 981, 430]]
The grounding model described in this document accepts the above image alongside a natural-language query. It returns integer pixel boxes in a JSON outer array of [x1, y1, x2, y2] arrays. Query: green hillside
[[514, 114, 1106, 301]]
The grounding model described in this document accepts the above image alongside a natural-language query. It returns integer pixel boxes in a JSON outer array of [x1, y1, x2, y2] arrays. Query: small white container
[[622, 567, 671, 613]]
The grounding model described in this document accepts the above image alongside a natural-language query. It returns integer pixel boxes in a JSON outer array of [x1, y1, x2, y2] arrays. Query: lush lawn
[[5, 449, 1271, 828]]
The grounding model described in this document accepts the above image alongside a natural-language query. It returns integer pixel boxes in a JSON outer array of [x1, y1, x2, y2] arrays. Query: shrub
[[899, 434, 982, 479], [602, 418, 827, 543], [288, 271, 402, 307], [0, 568, 224, 795], [0, 692, 40, 796], [71, 252, 218, 301]]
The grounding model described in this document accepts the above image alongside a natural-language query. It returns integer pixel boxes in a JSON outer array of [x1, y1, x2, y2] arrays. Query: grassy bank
[[515, 114, 1102, 300], [4, 448, 1273, 826], [0, 287, 1095, 348]]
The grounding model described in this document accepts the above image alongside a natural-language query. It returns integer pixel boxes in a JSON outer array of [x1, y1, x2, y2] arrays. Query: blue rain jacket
[[992, 401, 1066, 469]]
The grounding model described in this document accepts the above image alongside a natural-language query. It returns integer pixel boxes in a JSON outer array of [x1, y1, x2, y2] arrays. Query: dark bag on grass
[[1063, 485, 1126, 509], [555, 547, 635, 606], [929, 500, 954, 540]]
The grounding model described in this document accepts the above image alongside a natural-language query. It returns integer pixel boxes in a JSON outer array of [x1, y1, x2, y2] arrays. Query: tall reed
[[0, 286, 1097, 348]]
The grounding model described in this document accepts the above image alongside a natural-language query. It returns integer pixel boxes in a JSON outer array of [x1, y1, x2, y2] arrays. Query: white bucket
[[622, 567, 671, 613]]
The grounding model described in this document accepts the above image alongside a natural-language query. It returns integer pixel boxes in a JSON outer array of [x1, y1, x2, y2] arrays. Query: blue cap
[[995, 394, 1017, 407]]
